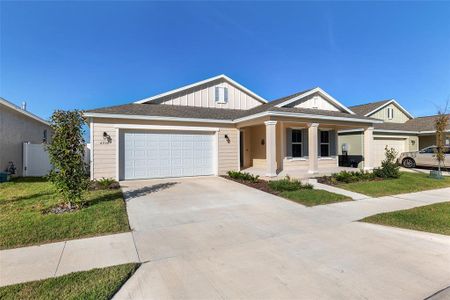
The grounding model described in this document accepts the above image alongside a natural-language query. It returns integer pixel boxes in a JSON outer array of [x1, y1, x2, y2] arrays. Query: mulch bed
[[222, 176, 280, 196], [316, 175, 384, 186]]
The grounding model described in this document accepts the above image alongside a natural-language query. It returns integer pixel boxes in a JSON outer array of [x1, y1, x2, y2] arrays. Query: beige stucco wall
[[0, 104, 51, 176], [249, 125, 266, 161], [338, 133, 363, 155], [368, 103, 410, 123], [154, 78, 263, 110], [339, 132, 418, 155], [91, 118, 239, 179]]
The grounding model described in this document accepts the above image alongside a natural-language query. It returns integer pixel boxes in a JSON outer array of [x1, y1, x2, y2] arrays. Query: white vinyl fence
[[22, 142, 52, 177]]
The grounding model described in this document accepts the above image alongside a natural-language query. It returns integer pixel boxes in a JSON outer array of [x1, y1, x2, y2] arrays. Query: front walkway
[[1, 177, 449, 299]]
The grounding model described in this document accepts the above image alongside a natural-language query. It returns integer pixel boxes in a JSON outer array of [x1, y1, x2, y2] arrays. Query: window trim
[[215, 86, 228, 104], [320, 130, 330, 157], [291, 129, 303, 157], [387, 107, 394, 120]]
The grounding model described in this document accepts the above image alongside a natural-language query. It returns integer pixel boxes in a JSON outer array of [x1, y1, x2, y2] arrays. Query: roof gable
[[350, 99, 413, 119], [0, 97, 50, 126], [273, 87, 355, 115], [134, 74, 267, 105]]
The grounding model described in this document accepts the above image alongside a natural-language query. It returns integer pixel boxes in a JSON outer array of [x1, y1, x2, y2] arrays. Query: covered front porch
[[237, 117, 374, 178]]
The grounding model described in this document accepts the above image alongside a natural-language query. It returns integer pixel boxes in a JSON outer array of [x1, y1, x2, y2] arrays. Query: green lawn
[[0, 177, 130, 250], [361, 201, 450, 236], [0, 263, 139, 300], [280, 189, 351, 206], [338, 172, 450, 197]]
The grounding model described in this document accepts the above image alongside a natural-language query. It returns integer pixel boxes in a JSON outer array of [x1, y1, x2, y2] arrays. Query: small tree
[[434, 112, 449, 174], [47, 110, 88, 208]]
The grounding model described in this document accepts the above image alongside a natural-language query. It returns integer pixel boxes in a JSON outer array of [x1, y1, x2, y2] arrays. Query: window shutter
[[302, 129, 308, 157], [215, 87, 219, 102], [286, 128, 292, 157], [329, 130, 337, 156], [224, 87, 228, 102], [317, 130, 321, 157]]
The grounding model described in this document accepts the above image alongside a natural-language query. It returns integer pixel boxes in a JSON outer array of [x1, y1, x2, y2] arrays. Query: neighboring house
[[0, 97, 52, 176], [339, 99, 450, 167], [84, 75, 381, 181]]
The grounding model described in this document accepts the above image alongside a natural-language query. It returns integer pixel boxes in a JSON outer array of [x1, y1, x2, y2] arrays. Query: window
[[215, 86, 228, 104], [387, 107, 394, 120], [320, 131, 330, 157], [420, 147, 435, 154], [291, 130, 303, 157]]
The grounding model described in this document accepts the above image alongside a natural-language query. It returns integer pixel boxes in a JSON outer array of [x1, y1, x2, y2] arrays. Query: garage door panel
[[122, 131, 215, 180], [373, 138, 405, 167]]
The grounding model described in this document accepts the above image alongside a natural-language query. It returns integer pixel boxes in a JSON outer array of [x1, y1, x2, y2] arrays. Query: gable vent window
[[387, 107, 394, 120], [215, 86, 228, 104]]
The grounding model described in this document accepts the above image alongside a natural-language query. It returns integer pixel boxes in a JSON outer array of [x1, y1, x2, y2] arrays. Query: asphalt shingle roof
[[86, 93, 380, 122], [374, 114, 450, 132], [349, 100, 392, 116]]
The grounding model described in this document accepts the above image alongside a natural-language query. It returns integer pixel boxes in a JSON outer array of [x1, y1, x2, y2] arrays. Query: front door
[[239, 131, 244, 168]]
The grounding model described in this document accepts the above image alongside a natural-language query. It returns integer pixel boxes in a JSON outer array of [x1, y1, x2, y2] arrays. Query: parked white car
[[398, 146, 450, 168]]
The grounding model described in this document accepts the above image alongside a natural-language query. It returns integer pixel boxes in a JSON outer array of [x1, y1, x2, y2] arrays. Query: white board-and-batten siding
[[294, 95, 340, 111], [153, 79, 262, 110]]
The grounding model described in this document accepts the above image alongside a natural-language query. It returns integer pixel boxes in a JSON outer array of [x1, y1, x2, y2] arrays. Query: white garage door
[[122, 131, 215, 180], [373, 138, 406, 167]]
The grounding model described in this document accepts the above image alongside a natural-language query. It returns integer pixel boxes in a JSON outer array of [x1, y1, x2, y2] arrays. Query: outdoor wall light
[[224, 134, 230, 143], [102, 132, 112, 144], [261, 139, 265, 146]]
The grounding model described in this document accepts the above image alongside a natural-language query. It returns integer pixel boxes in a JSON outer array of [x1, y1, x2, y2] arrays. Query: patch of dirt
[[43, 203, 80, 214]]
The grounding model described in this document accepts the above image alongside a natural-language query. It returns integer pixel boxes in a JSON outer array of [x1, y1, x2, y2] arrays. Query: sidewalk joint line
[[54, 241, 67, 276], [131, 230, 142, 263]]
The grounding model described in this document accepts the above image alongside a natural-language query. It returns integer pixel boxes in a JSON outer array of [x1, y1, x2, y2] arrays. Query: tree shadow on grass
[[84, 190, 124, 207], [10, 177, 48, 183], [123, 182, 178, 201], [0, 191, 55, 205]]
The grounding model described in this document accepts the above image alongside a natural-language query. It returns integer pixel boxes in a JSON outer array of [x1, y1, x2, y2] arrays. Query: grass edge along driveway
[[0, 263, 139, 300], [0, 177, 130, 250], [361, 201, 450, 236], [337, 172, 450, 197]]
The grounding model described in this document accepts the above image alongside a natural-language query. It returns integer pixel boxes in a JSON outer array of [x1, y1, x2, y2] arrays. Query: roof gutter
[[84, 110, 382, 125], [234, 111, 382, 124], [82, 112, 235, 124]]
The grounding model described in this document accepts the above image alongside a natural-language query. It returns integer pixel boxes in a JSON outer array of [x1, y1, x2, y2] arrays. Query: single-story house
[[339, 99, 450, 167], [0, 97, 52, 176], [84, 75, 382, 181]]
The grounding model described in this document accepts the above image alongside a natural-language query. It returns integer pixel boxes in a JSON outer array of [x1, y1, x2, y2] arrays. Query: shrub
[[227, 171, 259, 183], [47, 110, 88, 208], [268, 176, 313, 192], [373, 147, 401, 179], [332, 170, 375, 183]]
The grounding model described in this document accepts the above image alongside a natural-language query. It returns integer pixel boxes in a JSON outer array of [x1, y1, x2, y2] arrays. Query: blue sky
[[1, 1, 450, 121]]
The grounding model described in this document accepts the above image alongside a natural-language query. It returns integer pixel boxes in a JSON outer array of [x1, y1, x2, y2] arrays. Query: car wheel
[[402, 158, 416, 168]]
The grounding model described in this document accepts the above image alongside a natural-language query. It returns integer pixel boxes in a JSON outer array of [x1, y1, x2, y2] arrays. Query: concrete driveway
[[117, 177, 450, 300]]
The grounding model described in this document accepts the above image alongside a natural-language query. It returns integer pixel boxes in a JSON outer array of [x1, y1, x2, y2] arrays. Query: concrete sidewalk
[[0, 232, 139, 287], [307, 178, 370, 200]]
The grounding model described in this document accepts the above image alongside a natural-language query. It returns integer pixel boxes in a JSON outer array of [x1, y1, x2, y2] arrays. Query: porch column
[[264, 120, 277, 177], [363, 126, 374, 170], [308, 123, 319, 174]]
